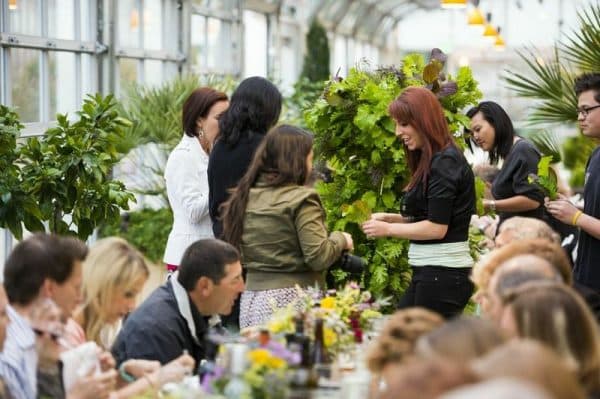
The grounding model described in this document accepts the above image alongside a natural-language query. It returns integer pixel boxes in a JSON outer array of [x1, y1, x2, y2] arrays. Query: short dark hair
[[177, 239, 240, 291], [574, 73, 600, 102], [4, 233, 88, 305], [217, 76, 282, 148], [182, 87, 228, 138], [466, 101, 515, 165]]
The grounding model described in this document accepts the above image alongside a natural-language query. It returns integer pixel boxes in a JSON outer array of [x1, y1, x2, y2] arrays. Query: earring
[[198, 127, 204, 138]]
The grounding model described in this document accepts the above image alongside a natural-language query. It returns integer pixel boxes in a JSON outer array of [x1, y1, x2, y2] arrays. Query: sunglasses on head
[[32, 327, 62, 342]]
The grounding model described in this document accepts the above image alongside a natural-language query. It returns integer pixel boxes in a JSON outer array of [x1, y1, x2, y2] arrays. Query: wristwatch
[[489, 200, 496, 212]]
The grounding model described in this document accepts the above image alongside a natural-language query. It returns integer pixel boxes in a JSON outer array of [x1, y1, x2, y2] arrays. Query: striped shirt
[[0, 305, 37, 399]]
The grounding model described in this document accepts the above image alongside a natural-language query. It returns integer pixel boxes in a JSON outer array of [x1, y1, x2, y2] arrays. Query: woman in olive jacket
[[221, 125, 353, 329]]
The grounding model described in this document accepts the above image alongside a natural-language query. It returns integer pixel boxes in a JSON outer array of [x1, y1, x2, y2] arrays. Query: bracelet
[[118, 361, 136, 383], [572, 210, 583, 226], [489, 200, 496, 212]]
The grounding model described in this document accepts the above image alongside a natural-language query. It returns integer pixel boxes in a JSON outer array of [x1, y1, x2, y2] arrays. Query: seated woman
[[64, 237, 162, 385], [221, 124, 353, 329]]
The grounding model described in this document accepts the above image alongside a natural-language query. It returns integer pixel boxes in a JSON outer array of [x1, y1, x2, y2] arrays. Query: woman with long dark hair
[[208, 76, 282, 238], [221, 125, 353, 328], [467, 102, 545, 227], [361, 87, 475, 318]]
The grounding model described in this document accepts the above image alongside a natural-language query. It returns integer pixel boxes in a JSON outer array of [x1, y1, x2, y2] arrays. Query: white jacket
[[163, 134, 214, 265]]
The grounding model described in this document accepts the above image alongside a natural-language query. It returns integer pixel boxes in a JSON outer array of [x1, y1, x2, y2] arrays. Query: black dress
[[491, 138, 545, 225], [398, 145, 476, 318]]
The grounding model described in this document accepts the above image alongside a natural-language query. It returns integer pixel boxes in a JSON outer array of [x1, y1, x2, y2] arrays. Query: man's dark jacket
[[112, 280, 208, 366]]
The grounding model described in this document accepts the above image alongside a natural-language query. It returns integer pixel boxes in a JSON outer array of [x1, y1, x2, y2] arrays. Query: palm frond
[[503, 47, 578, 125], [529, 129, 562, 163], [561, 4, 600, 71]]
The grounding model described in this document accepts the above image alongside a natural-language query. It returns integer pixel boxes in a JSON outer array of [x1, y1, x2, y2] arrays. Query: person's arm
[[483, 196, 540, 213], [362, 219, 448, 240], [111, 354, 194, 399], [371, 213, 411, 223], [296, 192, 350, 271]]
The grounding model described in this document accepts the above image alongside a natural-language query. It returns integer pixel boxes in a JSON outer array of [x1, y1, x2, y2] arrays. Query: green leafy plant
[[99, 207, 173, 264], [305, 50, 482, 301], [528, 155, 559, 200], [0, 96, 135, 240], [0, 106, 44, 238]]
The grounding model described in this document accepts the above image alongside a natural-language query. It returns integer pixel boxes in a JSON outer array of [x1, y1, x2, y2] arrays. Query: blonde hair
[[79, 237, 150, 348]]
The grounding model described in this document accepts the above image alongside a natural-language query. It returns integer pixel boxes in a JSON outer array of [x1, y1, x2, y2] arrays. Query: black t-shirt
[[208, 133, 265, 238], [492, 138, 545, 224], [401, 145, 476, 244], [574, 146, 600, 292]]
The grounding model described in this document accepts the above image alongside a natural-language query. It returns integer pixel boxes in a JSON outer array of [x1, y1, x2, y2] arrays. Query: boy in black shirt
[[546, 73, 600, 293]]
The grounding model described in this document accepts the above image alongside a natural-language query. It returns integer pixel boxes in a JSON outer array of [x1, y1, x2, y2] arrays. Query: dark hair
[[388, 87, 454, 191], [4, 233, 88, 305], [221, 124, 314, 249], [574, 73, 600, 102], [217, 77, 282, 147], [177, 239, 240, 291], [466, 101, 515, 165], [182, 87, 228, 138]]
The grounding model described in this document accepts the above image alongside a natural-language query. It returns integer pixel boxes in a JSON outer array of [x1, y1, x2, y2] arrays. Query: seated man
[[112, 239, 244, 366], [1, 233, 93, 399]]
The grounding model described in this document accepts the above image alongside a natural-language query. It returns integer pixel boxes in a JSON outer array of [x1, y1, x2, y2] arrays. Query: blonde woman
[[64, 237, 150, 350]]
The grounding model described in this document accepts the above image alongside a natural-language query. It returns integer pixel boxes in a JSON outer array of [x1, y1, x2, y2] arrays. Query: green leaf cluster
[[0, 95, 135, 240], [305, 52, 482, 302], [528, 155, 558, 200]]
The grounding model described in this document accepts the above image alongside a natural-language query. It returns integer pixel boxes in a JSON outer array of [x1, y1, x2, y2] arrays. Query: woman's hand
[[361, 219, 391, 238], [123, 359, 161, 379], [545, 195, 579, 225], [67, 369, 117, 399], [99, 351, 116, 372], [154, 353, 195, 386], [342, 232, 354, 251]]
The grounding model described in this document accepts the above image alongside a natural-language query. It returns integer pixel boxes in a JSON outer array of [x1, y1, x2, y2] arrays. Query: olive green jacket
[[241, 183, 347, 291]]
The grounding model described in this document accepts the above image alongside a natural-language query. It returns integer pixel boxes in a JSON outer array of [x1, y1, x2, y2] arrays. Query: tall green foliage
[[305, 52, 481, 301], [0, 95, 135, 240], [503, 2, 600, 187], [288, 19, 332, 127], [300, 19, 330, 83]]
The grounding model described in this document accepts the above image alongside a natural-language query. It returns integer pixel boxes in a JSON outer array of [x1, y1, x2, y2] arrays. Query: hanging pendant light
[[9, 0, 17, 10], [441, 0, 468, 9], [494, 27, 506, 50], [467, 7, 485, 26], [483, 13, 498, 37]]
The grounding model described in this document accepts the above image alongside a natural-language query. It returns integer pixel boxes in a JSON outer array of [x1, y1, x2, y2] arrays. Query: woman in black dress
[[361, 87, 475, 318], [467, 102, 544, 227]]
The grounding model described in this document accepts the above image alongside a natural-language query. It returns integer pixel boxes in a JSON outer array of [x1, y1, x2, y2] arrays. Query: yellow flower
[[321, 297, 336, 309], [323, 327, 337, 347], [248, 349, 271, 366], [266, 356, 286, 369]]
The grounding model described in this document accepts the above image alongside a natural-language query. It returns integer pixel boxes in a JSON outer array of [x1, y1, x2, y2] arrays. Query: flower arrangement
[[267, 282, 389, 353], [202, 338, 298, 399]]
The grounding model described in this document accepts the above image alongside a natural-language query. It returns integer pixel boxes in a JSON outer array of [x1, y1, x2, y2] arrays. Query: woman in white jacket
[[163, 88, 229, 271]]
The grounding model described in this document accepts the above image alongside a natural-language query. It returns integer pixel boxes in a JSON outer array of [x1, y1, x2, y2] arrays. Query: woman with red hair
[[362, 87, 475, 318]]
